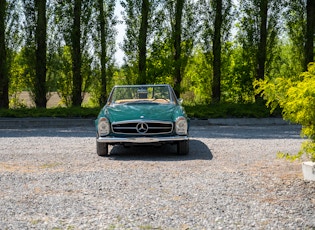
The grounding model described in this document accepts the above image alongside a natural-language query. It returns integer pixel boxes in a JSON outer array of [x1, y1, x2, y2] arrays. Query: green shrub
[[183, 102, 280, 119], [255, 62, 315, 161]]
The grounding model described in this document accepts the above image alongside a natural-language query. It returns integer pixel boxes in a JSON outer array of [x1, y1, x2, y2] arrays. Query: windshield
[[108, 85, 175, 105]]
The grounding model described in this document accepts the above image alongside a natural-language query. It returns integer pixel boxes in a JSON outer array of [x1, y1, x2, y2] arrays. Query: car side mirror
[[178, 98, 183, 104]]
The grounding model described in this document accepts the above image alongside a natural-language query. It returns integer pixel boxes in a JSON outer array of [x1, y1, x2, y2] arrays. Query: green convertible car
[[95, 84, 189, 156]]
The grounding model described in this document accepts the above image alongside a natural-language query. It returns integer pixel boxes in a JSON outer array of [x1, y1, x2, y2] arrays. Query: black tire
[[177, 140, 189, 155], [97, 141, 109, 156]]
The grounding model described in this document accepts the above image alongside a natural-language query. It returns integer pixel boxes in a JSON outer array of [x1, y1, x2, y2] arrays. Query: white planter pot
[[302, 161, 315, 181]]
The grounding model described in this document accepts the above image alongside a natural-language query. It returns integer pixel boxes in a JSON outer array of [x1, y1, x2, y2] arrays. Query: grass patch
[[0, 107, 100, 118], [0, 102, 281, 119], [40, 162, 62, 169]]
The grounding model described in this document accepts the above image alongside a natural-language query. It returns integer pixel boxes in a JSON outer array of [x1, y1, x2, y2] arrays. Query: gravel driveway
[[0, 123, 314, 229]]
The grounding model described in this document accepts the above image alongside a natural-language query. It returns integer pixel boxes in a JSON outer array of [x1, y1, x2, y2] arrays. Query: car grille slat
[[112, 121, 173, 135]]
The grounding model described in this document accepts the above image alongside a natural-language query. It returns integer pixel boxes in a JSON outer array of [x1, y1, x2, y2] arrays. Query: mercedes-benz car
[[95, 84, 189, 156]]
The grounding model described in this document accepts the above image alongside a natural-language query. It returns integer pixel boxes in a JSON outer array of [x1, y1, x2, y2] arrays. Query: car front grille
[[112, 120, 173, 135]]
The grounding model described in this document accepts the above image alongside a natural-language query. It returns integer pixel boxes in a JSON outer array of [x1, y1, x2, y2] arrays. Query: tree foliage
[[255, 63, 315, 161], [0, 0, 314, 108]]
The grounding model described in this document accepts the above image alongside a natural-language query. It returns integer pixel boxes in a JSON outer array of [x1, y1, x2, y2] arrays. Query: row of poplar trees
[[0, 0, 117, 108], [0, 0, 314, 108]]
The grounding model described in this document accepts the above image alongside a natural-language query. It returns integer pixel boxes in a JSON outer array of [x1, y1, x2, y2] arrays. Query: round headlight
[[175, 117, 188, 135], [98, 117, 110, 136]]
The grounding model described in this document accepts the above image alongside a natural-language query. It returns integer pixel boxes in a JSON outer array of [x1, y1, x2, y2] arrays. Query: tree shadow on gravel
[[190, 125, 302, 139], [106, 139, 213, 161], [0, 127, 95, 138]]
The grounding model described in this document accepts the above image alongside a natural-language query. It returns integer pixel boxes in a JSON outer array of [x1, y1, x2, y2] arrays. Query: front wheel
[[177, 140, 189, 155], [96, 141, 109, 156]]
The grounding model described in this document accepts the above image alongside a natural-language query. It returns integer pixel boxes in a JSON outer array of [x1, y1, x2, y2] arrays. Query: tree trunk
[[98, 0, 107, 105], [138, 0, 149, 85], [72, 0, 82, 106], [34, 0, 47, 108], [212, 0, 222, 103], [0, 0, 8, 109], [305, 0, 315, 69], [173, 0, 184, 97], [256, 0, 268, 80]]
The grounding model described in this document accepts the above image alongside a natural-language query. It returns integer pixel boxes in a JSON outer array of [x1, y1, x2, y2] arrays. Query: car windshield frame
[[107, 85, 178, 105]]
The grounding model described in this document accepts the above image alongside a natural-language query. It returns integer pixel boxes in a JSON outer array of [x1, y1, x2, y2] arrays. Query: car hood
[[105, 103, 178, 123]]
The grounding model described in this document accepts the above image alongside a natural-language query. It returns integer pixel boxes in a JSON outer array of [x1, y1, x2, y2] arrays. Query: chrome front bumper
[[97, 135, 189, 144]]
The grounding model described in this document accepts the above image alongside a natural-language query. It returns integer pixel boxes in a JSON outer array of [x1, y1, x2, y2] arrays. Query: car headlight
[[175, 116, 188, 135], [98, 117, 110, 136]]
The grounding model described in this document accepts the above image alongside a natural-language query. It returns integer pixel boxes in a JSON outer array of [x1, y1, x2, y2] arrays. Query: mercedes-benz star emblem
[[136, 122, 149, 134]]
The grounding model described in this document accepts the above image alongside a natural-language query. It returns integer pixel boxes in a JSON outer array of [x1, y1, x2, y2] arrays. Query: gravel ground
[[0, 124, 314, 229]]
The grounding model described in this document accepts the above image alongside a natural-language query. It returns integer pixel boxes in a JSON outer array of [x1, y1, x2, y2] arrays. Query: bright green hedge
[[255, 62, 315, 161]]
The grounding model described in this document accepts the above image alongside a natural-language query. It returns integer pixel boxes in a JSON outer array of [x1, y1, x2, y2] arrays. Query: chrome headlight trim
[[175, 116, 188, 135], [98, 117, 110, 136]]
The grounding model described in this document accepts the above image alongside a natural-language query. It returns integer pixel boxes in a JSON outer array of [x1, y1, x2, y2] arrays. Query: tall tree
[[235, 0, 281, 102], [98, 0, 107, 104], [305, 0, 315, 69], [72, 0, 82, 106], [212, 0, 222, 102], [137, 0, 149, 84], [173, 0, 184, 97], [22, 0, 37, 106], [0, 0, 8, 108], [199, 0, 232, 102], [34, 0, 47, 107], [97, 0, 117, 105], [121, 0, 142, 84], [256, 0, 268, 81], [283, 0, 305, 75]]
